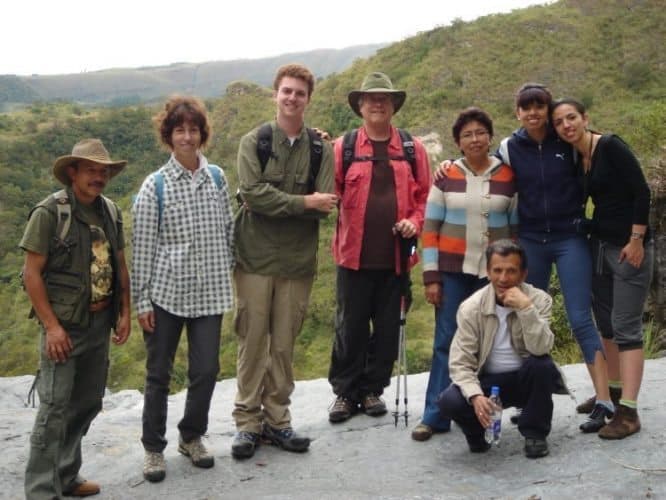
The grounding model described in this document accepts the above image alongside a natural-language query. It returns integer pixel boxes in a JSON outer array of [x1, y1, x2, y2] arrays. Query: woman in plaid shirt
[[132, 96, 234, 482]]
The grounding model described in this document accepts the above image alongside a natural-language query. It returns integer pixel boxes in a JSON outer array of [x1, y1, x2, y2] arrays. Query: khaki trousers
[[232, 269, 313, 433]]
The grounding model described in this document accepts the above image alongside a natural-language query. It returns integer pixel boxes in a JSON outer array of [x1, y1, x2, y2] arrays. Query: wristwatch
[[630, 232, 644, 240]]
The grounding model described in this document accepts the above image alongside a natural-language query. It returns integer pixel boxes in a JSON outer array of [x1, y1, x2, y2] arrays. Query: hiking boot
[[598, 404, 641, 439], [411, 422, 434, 442], [178, 436, 214, 468], [524, 437, 549, 458], [576, 386, 622, 414], [579, 403, 614, 433], [262, 424, 310, 452], [329, 396, 357, 423], [143, 451, 166, 483], [466, 435, 491, 453], [361, 393, 387, 416], [231, 431, 260, 459], [63, 479, 100, 497]]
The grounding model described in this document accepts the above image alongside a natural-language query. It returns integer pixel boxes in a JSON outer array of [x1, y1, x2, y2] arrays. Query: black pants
[[328, 266, 402, 401], [142, 304, 222, 452], [438, 355, 559, 441]]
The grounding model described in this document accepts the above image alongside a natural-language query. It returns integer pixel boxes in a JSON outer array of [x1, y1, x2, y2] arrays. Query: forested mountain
[[0, 45, 385, 109], [1, 0, 663, 392]]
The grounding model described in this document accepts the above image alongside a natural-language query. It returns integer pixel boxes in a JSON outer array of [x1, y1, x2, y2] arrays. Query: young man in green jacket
[[231, 64, 337, 459]]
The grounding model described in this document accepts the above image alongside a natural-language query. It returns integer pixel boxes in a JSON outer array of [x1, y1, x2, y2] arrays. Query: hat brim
[[348, 90, 406, 117], [52, 155, 127, 185]]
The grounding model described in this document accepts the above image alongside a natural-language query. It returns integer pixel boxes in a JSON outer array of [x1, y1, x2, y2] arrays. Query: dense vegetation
[[1, 0, 663, 393]]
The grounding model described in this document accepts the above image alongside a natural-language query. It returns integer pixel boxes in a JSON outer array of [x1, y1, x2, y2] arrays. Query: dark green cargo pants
[[24, 308, 111, 500]]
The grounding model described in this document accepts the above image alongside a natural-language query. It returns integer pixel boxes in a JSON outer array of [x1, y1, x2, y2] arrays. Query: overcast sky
[[3, 0, 550, 76]]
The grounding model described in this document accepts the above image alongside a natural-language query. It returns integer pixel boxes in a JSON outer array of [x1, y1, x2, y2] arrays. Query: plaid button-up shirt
[[131, 153, 234, 317]]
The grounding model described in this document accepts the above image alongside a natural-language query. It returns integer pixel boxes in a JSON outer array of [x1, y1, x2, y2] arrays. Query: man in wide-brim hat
[[327, 72, 432, 424], [21, 138, 130, 498], [52, 138, 127, 186], [347, 71, 407, 117]]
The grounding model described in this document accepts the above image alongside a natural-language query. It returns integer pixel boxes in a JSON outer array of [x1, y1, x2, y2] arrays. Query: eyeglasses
[[460, 130, 489, 140]]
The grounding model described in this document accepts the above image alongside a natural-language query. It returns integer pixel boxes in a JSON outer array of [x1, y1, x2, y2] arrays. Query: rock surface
[[2, 359, 666, 499]]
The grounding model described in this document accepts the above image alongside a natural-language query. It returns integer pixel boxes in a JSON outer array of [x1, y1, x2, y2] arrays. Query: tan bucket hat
[[52, 138, 127, 185], [348, 72, 406, 117]]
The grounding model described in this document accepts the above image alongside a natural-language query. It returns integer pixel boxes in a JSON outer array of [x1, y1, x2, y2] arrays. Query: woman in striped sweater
[[412, 107, 518, 441]]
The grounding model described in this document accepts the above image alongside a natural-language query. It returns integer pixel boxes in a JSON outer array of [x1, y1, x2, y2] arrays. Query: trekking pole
[[393, 235, 415, 427]]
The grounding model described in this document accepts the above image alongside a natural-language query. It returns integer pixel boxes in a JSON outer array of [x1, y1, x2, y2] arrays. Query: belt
[[89, 297, 112, 312]]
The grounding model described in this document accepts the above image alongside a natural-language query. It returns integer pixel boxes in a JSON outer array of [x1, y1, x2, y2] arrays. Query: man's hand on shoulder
[[501, 287, 532, 310], [304, 192, 338, 213], [45, 323, 73, 362]]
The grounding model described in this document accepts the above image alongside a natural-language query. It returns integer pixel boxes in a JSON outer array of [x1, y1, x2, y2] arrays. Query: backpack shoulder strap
[[342, 129, 359, 178], [52, 189, 71, 242], [207, 164, 222, 189], [499, 137, 511, 166], [101, 195, 119, 234], [256, 123, 273, 173], [305, 128, 323, 193], [396, 128, 417, 180]]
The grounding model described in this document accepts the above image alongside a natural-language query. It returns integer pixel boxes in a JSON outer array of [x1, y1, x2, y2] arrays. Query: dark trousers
[[142, 304, 222, 452], [25, 308, 111, 500], [438, 355, 559, 441], [328, 266, 402, 401]]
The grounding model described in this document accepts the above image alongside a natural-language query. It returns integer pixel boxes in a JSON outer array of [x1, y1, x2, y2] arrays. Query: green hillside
[[1, 0, 664, 393]]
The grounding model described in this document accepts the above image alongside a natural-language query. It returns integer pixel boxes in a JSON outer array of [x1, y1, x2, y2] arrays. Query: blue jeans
[[519, 234, 603, 363], [421, 272, 487, 430]]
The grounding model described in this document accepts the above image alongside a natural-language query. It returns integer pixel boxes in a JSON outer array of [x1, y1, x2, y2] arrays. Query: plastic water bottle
[[485, 386, 502, 445]]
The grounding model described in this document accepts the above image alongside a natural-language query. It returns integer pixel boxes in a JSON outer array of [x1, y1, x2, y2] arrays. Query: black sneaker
[[524, 437, 549, 458], [579, 403, 614, 433], [231, 431, 260, 459], [329, 396, 358, 423], [262, 424, 310, 453], [361, 393, 387, 416], [466, 435, 491, 453]]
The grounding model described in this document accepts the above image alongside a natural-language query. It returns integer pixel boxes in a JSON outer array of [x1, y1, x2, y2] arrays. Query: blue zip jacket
[[500, 127, 584, 238]]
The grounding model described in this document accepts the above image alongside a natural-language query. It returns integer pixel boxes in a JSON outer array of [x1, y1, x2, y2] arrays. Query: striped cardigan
[[422, 156, 518, 284]]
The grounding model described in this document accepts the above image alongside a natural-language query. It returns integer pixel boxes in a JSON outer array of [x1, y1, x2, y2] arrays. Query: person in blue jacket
[[496, 83, 612, 432]]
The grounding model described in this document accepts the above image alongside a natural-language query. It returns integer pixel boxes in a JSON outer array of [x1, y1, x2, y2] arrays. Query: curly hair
[[153, 95, 211, 149]]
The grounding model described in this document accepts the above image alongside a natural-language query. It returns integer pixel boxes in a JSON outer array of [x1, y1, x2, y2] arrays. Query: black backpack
[[341, 128, 417, 181], [256, 123, 323, 193]]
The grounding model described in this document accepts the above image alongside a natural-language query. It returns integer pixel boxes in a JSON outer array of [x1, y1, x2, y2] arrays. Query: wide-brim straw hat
[[348, 72, 406, 117], [53, 138, 127, 185]]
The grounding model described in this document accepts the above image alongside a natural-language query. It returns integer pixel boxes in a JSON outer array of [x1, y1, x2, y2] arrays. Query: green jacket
[[234, 122, 334, 277], [29, 189, 123, 329]]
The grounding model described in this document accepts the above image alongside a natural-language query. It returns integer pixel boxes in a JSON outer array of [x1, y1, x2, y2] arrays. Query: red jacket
[[332, 125, 431, 273]]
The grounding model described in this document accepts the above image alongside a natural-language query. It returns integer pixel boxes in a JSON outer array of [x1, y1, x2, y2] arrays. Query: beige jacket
[[449, 282, 560, 402]]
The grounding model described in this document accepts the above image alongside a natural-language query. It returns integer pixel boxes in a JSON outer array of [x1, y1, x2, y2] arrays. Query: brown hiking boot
[[361, 393, 387, 416], [63, 479, 100, 497], [598, 404, 641, 439], [576, 386, 622, 414]]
